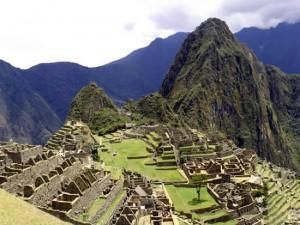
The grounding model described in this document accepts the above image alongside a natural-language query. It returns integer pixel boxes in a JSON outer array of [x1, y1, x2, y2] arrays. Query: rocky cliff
[[160, 18, 300, 170]]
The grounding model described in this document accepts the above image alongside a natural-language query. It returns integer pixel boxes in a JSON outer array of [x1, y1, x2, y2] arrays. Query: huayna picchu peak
[[161, 18, 300, 171]]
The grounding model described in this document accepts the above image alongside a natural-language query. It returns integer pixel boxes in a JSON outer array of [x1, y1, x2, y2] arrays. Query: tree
[[192, 174, 207, 201], [90, 144, 100, 161]]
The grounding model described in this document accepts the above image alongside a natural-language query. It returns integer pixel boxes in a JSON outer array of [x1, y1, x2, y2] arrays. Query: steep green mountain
[[236, 22, 300, 74], [0, 60, 61, 144], [160, 18, 300, 170], [123, 93, 180, 126], [67, 82, 117, 123], [67, 83, 127, 135]]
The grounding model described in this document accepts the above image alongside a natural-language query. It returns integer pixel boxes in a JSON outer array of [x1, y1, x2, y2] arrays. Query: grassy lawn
[[79, 197, 106, 221], [100, 139, 185, 182], [150, 131, 159, 139], [166, 185, 218, 218], [105, 138, 150, 157], [96, 190, 126, 225], [0, 189, 70, 225], [166, 185, 236, 223]]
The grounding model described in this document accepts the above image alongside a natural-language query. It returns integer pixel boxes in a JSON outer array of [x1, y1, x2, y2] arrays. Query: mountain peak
[[67, 82, 117, 123], [193, 18, 235, 41], [160, 17, 292, 169], [160, 18, 240, 98]]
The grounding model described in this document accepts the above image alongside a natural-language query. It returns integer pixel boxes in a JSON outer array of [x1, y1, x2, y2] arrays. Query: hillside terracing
[[1, 122, 299, 225]]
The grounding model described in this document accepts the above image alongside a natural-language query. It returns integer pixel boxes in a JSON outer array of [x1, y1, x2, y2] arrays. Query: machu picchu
[[2, 5, 300, 225], [0, 115, 275, 224]]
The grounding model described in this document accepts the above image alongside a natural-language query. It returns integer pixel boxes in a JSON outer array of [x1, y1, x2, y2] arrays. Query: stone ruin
[[0, 140, 114, 225], [182, 149, 257, 182], [148, 127, 263, 225], [208, 182, 262, 225], [160, 127, 201, 148], [109, 170, 175, 225], [46, 121, 94, 157]]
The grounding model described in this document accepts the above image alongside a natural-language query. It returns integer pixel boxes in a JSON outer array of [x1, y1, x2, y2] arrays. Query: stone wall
[[68, 173, 112, 217], [205, 214, 233, 223], [90, 178, 124, 223], [237, 201, 256, 215], [1, 155, 64, 193], [207, 183, 226, 207], [105, 193, 128, 225], [27, 161, 83, 207], [236, 213, 262, 225], [6, 146, 44, 164]]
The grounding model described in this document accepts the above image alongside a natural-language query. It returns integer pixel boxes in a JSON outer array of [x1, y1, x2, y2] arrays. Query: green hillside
[[0, 189, 70, 225]]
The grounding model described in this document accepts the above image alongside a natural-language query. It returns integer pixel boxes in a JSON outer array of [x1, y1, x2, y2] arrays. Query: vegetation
[[160, 18, 295, 169], [165, 185, 217, 212], [79, 197, 106, 221], [124, 93, 182, 126], [67, 83, 132, 136], [67, 83, 117, 123], [90, 108, 128, 135], [100, 138, 185, 182], [0, 189, 70, 225], [96, 190, 126, 225], [191, 174, 207, 201], [256, 162, 300, 224], [145, 132, 160, 148], [165, 185, 232, 222]]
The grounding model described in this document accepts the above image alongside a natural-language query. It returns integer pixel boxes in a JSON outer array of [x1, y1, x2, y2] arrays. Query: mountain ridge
[[236, 21, 300, 74], [2, 20, 300, 145], [160, 18, 296, 169], [0, 32, 187, 143]]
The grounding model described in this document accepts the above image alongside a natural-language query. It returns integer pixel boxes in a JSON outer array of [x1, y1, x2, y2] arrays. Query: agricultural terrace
[[98, 136, 185, 182], [256, 162, 300, 225]]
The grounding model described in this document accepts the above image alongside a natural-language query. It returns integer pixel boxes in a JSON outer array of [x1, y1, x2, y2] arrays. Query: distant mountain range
[[1, 21, 300, 144], [0, 32, 187, 143], [0, 60, 61, 144], [236, 22, 300, 74]]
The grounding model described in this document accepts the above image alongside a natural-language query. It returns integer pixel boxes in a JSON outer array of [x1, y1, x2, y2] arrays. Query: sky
[[0, 0, 299, 69]]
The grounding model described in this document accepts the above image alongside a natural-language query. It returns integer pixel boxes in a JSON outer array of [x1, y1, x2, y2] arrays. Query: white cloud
[[0, 0, 299, 68], [218, 0, 300, 30]]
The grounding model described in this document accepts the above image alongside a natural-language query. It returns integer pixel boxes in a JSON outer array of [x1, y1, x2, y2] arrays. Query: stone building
[[207, 182, 262, 224], [110, 171, 175, 225], [0, 140, 112, 225], [182, 149, 257, 181], [46, 121, 94, 156]]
